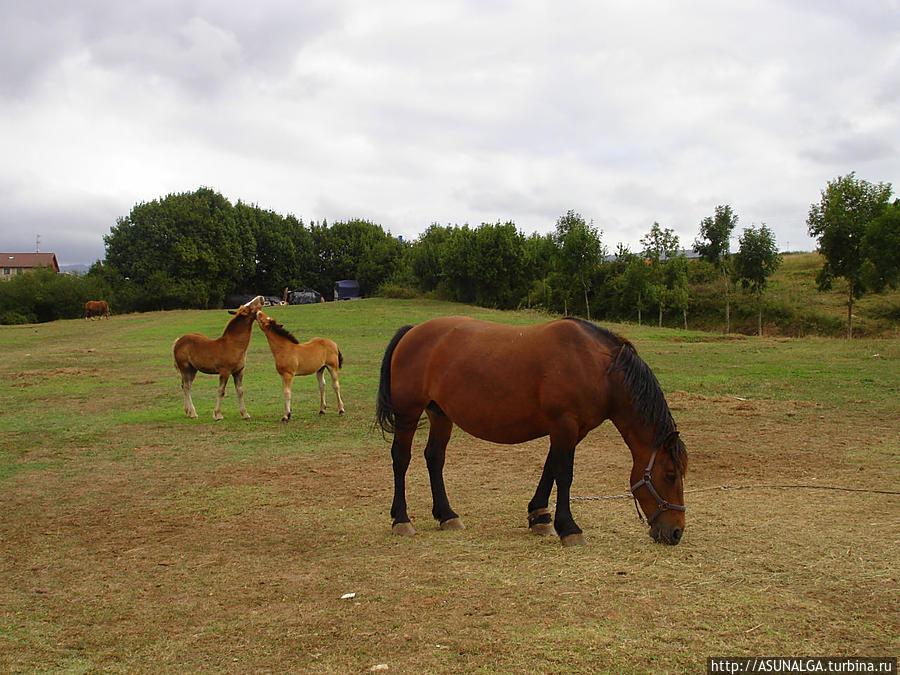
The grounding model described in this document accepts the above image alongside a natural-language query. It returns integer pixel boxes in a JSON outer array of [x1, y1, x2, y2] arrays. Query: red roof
[[1, 253, 60, 272]]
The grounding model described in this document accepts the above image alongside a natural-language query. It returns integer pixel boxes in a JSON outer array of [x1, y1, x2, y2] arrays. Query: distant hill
[[60, 264, 91, 275]]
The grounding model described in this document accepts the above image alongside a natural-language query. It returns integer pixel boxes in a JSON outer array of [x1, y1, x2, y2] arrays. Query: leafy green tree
[[235, 203, 314, 296], [664, 254, 691, 329], [640, 222, 680, 326], [862, 201, 900, 292], [522, 232, 557, 309], [311, 219, 402, 296], [616, 253, 652, 325], [103, 188, 253, 309], [409, 224, 453, 293], [806, 172, 893, 338], [552, 210, 605, 320], [695, 204, 737, 332], [733, 224, 781, 336]]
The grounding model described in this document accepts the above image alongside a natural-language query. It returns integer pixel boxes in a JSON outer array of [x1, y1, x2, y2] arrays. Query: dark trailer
[[334, 279, 361, 300]]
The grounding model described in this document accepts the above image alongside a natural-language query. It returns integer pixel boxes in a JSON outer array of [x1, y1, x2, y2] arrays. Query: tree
[[732, 224, 781, 336], [552, 210, 605, 320], [103, 188, 253, 309], [616, 254, 652, 325], [806, 172, 893, 338], [695, 204, 737, 332], [640, 222, 680, 326], [664, 254, 691, 330], [862, 201, 900, 292]]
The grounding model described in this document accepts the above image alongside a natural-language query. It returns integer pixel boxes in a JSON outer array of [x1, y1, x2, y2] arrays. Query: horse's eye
[[665, 473, 676, 485]]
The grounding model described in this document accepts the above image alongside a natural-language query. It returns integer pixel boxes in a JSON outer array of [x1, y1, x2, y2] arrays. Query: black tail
[[375, 325, 414, 435], [338, 350, 344, 369]]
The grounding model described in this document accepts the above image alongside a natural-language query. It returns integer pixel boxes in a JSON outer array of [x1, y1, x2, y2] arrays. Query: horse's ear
[[664, 430, 680, 449]]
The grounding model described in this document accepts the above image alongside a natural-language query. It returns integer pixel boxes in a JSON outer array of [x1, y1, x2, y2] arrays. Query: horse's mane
[[267, 320, 300, 344], [562, 317, 688, 475]]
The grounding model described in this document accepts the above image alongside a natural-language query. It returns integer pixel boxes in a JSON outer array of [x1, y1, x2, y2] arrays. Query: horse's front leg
[[424, 407, 463, 530], [213, 372, 229, 421], [390, 426, 417, 536], [549, 442, 584, 546], [280, 371, 294, 422], [233, 368, 250, 420], [315, 368, 327, 415], [527, 448, 556, 536]]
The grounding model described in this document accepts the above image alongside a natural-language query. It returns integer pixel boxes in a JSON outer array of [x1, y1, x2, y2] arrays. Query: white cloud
[[0, 0, 898, 264]]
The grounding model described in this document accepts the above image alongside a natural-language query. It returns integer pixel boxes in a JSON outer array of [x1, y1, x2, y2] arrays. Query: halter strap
[[630, 445, 686, 526]]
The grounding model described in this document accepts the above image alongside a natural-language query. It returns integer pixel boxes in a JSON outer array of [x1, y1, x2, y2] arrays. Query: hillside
[[685, 252, 900, 337]]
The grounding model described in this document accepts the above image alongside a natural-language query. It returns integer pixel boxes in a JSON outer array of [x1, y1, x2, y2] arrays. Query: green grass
[[0, 298, 897, 673]]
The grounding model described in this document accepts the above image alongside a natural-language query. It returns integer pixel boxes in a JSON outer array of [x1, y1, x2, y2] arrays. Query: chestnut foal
[[173, 296, 264, 421], [255, 310, 345, 421]]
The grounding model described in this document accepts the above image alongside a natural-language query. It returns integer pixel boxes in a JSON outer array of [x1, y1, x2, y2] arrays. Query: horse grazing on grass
[[83, 300, 110, 319], [173, 296, 264, 421], [376, 316, 688, 546], [255, 310, 345, 421]]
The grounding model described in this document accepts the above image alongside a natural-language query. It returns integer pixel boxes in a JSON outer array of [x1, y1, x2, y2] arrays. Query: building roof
[[1, 253, 60, 272]]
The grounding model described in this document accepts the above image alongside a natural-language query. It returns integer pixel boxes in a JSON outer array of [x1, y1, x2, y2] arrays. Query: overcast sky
[[2, 1, 898, 265]]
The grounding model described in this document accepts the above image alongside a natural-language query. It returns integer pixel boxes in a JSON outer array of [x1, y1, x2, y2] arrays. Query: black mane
[[269, 320, 300, 344], [562, 317, 687, 475]]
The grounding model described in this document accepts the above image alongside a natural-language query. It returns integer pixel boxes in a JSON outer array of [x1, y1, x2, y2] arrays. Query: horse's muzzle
[[650, 525, 683, 545]]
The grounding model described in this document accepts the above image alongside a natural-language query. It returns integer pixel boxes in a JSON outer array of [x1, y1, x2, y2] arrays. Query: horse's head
[[255, 310, 274, 331], [228, 296, 264, 320], [630, 431, 687, 545]]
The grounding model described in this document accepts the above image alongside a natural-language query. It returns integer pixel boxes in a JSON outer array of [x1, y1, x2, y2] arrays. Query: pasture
[[1, 298, 898, 673]]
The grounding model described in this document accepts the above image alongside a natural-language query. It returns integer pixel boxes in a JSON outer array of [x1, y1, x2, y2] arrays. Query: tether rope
[[553, 483, 900, 510]]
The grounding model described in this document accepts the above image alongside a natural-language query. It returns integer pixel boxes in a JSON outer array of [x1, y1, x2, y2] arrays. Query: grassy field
[[1, 298, 898, 673]]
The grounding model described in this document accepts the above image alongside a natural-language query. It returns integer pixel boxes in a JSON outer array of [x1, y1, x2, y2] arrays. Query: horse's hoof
[[392, 522, 416, 536], [530, 523, 556, 537], [527, 508, 554, 535], [339, 410, 345, 416], [560, 533, 587, 547], [280, 416, 290, 424], [214, 415, 223, 422], [318, 410, 326, 416], [241, 414, 251, 421], [440, 517, 465, 531]]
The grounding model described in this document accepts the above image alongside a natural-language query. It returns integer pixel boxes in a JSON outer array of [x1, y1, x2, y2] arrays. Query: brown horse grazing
[[83, 300, 110, 319], [255, 310, 345, 421], [376, 316, 688, 546], [173, 296, 264, 421]]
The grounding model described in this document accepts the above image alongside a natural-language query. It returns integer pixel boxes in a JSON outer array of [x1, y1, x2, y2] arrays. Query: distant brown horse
[[173, 296, 264, 421], [376, 316, 688, 546], [255, 310, 345, 421], [83, 300, 110, 319]]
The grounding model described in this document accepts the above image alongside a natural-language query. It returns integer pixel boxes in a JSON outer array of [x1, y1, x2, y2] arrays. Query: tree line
[[2, 176, 897, 335]]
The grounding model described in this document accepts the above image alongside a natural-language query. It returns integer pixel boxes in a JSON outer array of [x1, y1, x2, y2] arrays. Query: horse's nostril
[[671, 528, 682, 544]]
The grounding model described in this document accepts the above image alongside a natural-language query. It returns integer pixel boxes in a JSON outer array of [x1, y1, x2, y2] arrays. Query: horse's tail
[[337, 349, 344, 369], [375, 324, 414, 435]]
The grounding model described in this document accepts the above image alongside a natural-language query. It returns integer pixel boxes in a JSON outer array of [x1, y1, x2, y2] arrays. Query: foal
[[173, 296, 264, 421], [255, 310, 345, 421]]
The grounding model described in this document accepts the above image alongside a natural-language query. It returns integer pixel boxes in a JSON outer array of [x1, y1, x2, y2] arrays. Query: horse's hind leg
[[324, 365, 345, 415], [424, 406, 463, 530], [233, 368, 250, 420], [527, 449, 557, 536], [315, 368, 327, 415], [180, 368, 199, 419], [390, 425, 418, 536], [213, 372, 229, 421]]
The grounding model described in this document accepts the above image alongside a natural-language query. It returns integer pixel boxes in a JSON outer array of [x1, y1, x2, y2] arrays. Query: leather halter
[[630, 444, 686, 526]]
